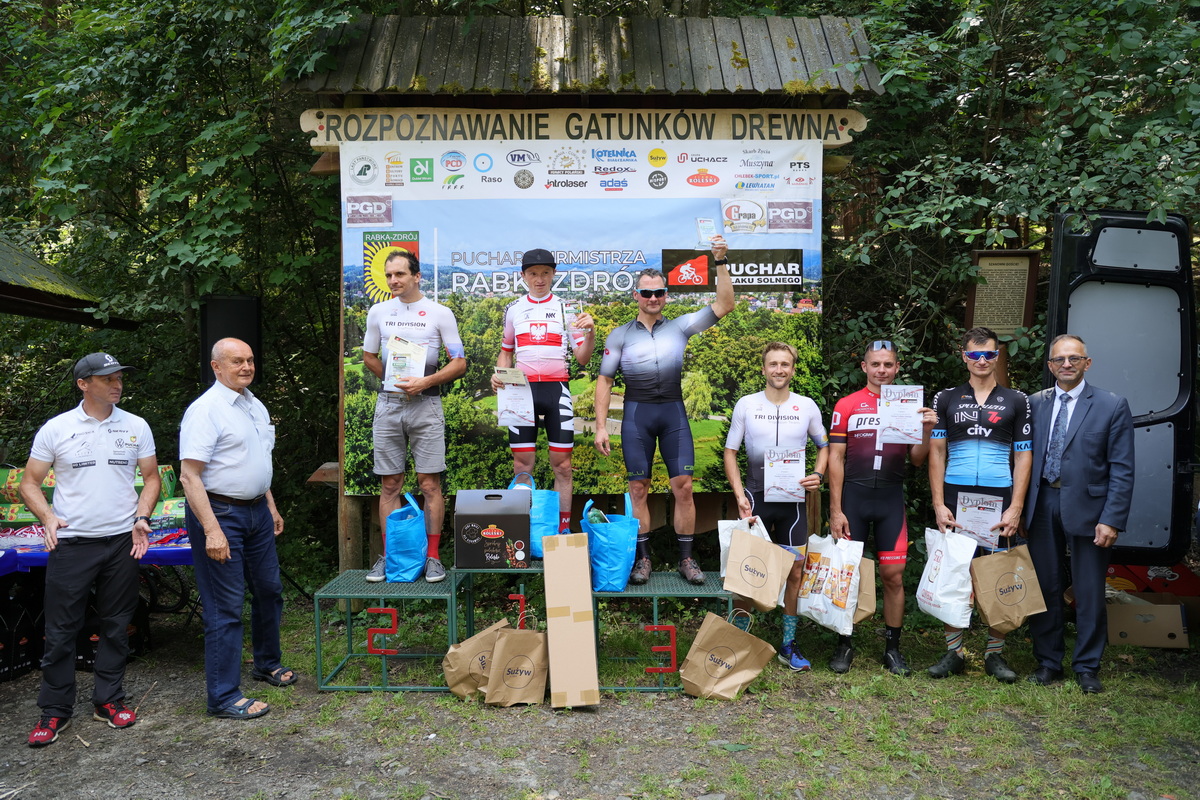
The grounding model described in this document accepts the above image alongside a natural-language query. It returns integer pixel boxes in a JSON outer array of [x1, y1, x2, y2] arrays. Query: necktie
[[1043, 394, 1072, 484]]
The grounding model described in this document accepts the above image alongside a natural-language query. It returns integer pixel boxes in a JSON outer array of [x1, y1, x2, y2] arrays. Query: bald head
[[211, 338, 255, 392]]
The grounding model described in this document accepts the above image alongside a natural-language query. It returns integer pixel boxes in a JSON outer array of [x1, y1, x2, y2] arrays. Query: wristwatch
[[134, 515, 151, 524], [812, 471, 825, 484], [713, 258, 728, 265]]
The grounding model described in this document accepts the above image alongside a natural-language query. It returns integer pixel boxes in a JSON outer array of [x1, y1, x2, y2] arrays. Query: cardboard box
[[454, 490, 531, 569], [1107, 592, 1191, 648], [543, 533, 600, 707]]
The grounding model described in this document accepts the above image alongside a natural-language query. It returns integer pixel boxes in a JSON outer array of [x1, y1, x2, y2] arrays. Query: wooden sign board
[[965, 250, 1040, 335]]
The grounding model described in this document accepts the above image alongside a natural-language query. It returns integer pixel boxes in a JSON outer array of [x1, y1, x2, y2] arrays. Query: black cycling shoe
[[927, 650, 965, 678], [882, 649, 912, 676], [829, 642, 855, 674]]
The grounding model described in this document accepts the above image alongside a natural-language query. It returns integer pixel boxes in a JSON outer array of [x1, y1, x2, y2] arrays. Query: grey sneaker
[[424, 557, 447, 583], [364, 555, 386, 582]]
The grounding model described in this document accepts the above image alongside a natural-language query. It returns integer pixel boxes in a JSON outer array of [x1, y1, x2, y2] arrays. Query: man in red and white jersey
[[491, 248, 595, 531], [827, 339, 936, 675]]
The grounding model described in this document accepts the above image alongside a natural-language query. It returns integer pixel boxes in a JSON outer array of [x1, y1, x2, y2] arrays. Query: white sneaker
[[424, 557, 446, 583], [364, 555, 386, 582]]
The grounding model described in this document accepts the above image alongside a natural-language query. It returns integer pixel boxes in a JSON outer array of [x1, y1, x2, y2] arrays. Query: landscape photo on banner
[[341, 139, 824, 497]]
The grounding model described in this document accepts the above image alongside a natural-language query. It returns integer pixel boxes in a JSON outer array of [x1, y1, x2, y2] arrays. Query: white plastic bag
[[717, 518, 771, 577], [797, 535, 863, 635], [916, 528, 976, 628]]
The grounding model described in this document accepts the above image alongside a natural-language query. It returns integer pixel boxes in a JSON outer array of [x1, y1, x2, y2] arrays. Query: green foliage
[[0, 0, 348, 577], [681, 371, 713, 421]]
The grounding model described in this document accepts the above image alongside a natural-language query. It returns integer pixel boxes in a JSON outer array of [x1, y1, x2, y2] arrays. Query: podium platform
[[314, 569, 464, 692]]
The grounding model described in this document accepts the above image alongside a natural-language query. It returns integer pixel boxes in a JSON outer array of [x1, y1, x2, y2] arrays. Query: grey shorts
[[373, 393, 446, 476]]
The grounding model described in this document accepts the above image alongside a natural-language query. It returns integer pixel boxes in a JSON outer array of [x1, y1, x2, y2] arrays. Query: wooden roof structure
[[295, 15, 882, 102], [0, 238, 138, 329]]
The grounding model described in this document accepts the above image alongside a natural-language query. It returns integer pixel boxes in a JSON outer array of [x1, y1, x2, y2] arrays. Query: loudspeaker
[[199, 295, 262, 385], [1048, 210, 1194, 564]]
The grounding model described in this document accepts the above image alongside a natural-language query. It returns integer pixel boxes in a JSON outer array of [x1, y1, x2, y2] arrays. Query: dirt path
[[1, 606, 1198, 800]]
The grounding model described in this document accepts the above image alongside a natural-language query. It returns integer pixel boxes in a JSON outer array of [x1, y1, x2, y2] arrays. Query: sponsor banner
[[306, 106, 867, 151], [339, 140, 820, 202], [341, 140, 822, 299]]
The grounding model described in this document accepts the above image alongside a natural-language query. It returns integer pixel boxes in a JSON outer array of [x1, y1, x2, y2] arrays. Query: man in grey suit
[[1024, 334, 1134, 694]]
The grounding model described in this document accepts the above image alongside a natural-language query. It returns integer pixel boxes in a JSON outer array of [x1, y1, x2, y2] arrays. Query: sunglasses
[[964, 350, 1000, 361], [870, 340, 896, 352], [637, 289, 667, 298], [1048, 355, 1088, 366]]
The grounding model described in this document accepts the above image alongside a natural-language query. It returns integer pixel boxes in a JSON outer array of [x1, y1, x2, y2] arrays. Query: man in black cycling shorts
[[828, 340, 936, 675], [724, 342, 828, 670], [594, 238, 734, 585], [927, 326, 1032, 682]]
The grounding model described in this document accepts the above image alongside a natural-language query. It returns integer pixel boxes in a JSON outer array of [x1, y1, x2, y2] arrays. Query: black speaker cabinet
[[198, 295, 262, 385]]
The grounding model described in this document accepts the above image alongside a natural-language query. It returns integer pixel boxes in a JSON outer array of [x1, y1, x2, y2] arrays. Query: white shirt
[[362, 295, 465, 394], [29, 403, 156, 538], [179, 382, 274, 499], [1047, 380, 1086, 448], [725, 391, 828, 493]]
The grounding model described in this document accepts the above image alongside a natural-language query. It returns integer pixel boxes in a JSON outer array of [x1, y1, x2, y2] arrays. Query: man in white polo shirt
[[362, 250, 466, 583], [21, 352, 160, 747], [180, 338, 292, 720]]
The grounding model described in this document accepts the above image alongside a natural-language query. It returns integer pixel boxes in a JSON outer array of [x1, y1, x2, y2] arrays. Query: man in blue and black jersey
[[594, 238, 734, 586], [927, 326, 1032, 682]]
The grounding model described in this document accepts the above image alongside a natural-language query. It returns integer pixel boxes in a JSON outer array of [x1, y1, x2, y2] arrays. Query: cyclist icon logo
[[668, 255, 709, 287]]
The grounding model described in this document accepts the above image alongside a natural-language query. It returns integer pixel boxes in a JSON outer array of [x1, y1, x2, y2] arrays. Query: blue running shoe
[[777, 640, 811, 672]]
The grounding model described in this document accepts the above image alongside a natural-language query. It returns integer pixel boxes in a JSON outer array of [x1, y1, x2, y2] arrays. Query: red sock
[[427, 534, 441, 561], [559, 511, 571, 532]]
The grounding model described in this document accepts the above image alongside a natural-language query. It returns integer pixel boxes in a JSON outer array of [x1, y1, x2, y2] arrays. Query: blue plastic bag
[[385, 493, 426, 582], [509, 473, 560, 559], [581, 494, 638, 591]]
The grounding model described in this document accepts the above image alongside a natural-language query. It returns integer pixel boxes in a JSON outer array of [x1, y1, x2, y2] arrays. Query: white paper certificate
[[880, 385, 924, 445], [384, 335, 426, 389], [956, 492, 1003, 549], [764, 448, 808, 503], [493, 367, 527, 386], [497, 383, 535, 427]]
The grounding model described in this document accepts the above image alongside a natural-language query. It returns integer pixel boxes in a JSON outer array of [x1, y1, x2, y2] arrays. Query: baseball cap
[[74, 353, 136, 380], [521, 248, 556, 269]]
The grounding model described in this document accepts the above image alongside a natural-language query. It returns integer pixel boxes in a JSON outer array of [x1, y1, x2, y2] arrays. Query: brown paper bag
[[970, 544, 1047, 634], [723, 528, 792, 612], [853, 557, 877, 624], [441, 619, 511, 699], [679, 612, 776, 699], [484, 626, 549, 706]]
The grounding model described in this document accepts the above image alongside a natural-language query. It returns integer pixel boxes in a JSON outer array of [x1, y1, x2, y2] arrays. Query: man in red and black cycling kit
[[594, 238, 734, 586], [828, 340, 935, 675]]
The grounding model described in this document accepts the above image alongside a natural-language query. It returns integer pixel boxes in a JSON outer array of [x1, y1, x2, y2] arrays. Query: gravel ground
[[0, 600, 1198, 800]]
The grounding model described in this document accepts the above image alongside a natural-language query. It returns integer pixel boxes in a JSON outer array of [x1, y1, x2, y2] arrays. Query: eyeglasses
[[870, 340, 896, 352], [1048, 355, 1088, 365], [637, 289, 667, 298], [964, 350, 1000, 361]]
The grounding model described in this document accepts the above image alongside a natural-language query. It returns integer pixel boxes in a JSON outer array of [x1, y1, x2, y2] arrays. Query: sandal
[[252, 666, 298, 687], [208, 697, 270, 720]]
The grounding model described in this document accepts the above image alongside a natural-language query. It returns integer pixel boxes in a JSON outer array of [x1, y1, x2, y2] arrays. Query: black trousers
[[38, 532, 138, 718]]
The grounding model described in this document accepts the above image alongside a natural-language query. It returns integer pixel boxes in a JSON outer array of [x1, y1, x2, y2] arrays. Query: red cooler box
[[454, 490, 531, 569]]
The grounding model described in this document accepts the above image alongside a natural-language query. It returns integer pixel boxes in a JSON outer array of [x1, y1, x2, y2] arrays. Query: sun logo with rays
[[362, 233, 419, 304]]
